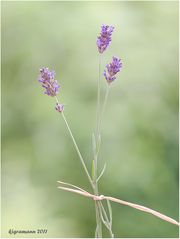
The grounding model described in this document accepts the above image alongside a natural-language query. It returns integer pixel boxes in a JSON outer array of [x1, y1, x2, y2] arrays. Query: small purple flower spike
[[97, 25, 114, 54], [38, 67, 60, 97], [104, 57, 122, 84], [55, 103, 64, 113]]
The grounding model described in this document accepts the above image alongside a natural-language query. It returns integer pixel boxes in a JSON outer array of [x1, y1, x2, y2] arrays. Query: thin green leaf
[[91, 160, 95, 179], [97, 163, 107, 182], [96, 133, 101, 154], [107, 199, 113, 227], [92, 133, 96, 155], [100, 208, 109, 230], [95, 225, 98, 238]]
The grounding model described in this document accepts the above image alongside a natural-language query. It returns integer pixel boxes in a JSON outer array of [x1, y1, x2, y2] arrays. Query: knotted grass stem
[[58, 182, 180, 227]]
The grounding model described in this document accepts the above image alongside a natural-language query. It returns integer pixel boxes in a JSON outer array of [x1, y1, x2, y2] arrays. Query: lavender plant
[[38, 25, 179, 238]]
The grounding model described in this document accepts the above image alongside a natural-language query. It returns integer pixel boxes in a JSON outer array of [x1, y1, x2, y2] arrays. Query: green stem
[[96, 54, 101, 141], [94, 83, 112, 238], [98, 84, 110, 134], [61, 111, 94, 189], [93, 54, 103, 238], [99, 201, 114, 238], [56, 96, 94, 189]]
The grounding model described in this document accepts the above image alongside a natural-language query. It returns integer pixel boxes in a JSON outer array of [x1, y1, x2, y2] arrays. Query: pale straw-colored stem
[[57, 181, 90, 194], [57, 181, 180, 227], [103, 196, 179, 227]]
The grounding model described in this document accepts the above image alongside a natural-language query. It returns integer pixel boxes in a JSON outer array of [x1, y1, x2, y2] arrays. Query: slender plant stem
[[61, 111, 94, 189], [55, 96, 94, 189], [98, 84, 110, 134], [99, 201, 114, 238], [94, 56, 112, 238], [93, 54, 103, 238], [94, 82, 112, 238], [96, 54, 101, 141]]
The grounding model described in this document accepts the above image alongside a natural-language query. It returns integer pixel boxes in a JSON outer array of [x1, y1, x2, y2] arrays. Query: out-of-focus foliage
[[2, 1, 178, 238]]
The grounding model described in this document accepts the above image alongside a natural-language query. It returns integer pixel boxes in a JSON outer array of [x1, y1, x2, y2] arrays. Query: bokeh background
[[2, 1, 179, 238]]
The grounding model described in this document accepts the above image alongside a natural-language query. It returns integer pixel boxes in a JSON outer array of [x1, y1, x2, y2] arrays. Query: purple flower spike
[[104, 57, 122, 84], [55, 103, 64, 113], [97, 25, 114, 54], [38, 67, 60, 97]]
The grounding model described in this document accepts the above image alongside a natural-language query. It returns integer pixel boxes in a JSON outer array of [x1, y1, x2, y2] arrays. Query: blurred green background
[[2, 1, 179, 238]]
